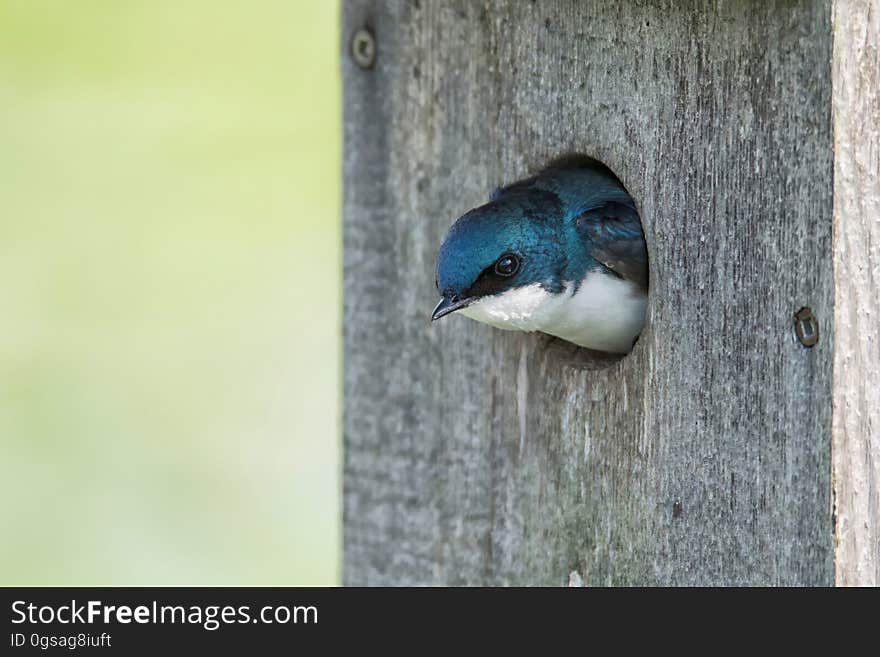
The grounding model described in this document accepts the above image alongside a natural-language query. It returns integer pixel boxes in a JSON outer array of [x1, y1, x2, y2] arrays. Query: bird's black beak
[[431, 295, 472, 321]]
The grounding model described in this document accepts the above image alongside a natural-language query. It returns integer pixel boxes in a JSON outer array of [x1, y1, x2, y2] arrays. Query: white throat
[[458, 270, 647, 353]]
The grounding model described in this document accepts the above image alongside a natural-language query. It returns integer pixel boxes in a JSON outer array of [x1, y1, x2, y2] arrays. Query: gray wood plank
[[342, 0, 834, 585], [832, 0, 880, 587]]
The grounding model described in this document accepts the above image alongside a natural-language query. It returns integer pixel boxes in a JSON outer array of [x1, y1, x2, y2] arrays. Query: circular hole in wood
[[433, 153, 648, 364]]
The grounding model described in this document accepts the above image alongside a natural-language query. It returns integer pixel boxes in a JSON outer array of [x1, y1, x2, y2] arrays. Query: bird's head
[[432, 191, 570, 323], [431, 157, 647, 352]]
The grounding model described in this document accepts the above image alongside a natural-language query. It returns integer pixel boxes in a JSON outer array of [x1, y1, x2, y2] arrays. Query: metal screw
[[794, 307, 819, 347], [672, 500, 683, 519], [351, 29, 375, 69]]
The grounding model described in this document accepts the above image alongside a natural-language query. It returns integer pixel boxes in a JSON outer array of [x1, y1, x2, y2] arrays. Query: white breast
[[458, 270, 647, 353]]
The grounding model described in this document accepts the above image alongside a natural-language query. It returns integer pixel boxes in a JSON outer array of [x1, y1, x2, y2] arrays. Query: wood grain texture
[[832, 0, 880, 587], [342, 0, 834, 585]]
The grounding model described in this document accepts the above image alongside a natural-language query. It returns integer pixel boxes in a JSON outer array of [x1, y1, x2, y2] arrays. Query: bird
[[432, 155, 648, 354]]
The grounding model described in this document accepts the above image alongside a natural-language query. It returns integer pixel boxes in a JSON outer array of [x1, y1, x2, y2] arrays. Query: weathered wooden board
[[342, 0, 834, 585], [832, 0, 879, 587]]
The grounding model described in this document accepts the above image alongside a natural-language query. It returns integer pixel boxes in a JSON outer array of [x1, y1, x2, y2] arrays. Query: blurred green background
[[0, 1, 340, 584]]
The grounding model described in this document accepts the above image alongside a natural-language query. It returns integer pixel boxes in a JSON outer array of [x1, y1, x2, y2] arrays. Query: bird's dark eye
[[494, 254, 520, 277]]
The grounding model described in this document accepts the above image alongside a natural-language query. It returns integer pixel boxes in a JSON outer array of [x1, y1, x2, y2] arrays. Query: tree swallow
[[432, 155, 648, 354]]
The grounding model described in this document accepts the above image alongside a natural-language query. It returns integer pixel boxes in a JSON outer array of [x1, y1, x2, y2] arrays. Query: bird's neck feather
[[459, 269, 646, 353]]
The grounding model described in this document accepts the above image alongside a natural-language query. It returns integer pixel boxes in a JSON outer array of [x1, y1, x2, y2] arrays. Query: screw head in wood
[[793, 307, 819, 347], [351, 28, 375, 69]]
